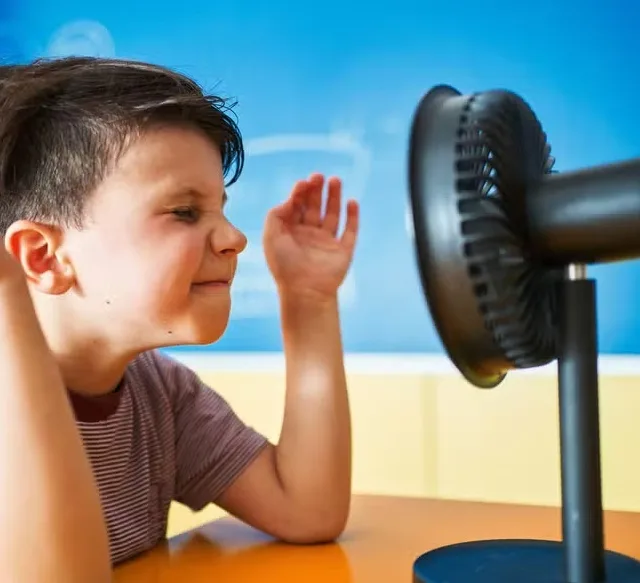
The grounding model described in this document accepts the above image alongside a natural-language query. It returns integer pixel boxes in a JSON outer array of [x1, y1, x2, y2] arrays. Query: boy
[[0, 56, 358, 582]]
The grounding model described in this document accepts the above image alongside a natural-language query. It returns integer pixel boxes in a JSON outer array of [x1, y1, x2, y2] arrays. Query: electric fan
[[408, 85, 640, 583]]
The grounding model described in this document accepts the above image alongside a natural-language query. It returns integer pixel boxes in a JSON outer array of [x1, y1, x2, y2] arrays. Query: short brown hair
[[0, 56, 244, 234]]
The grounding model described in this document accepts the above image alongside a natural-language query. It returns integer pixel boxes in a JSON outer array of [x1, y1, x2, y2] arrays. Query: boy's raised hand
[[262, 173, 359, 302]]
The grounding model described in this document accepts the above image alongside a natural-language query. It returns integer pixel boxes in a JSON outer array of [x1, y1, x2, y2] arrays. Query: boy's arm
[[176, 174, 355, 544], [215, 292, 351, 543], [214, 175, 356, 543], [0, 271, 111, 582]]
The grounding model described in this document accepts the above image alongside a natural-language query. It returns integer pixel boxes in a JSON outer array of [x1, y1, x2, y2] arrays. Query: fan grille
[[454, 91, 561, 368]]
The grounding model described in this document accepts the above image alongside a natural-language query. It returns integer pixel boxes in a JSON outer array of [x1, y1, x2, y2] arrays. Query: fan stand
[[413, 264, 640, 583]]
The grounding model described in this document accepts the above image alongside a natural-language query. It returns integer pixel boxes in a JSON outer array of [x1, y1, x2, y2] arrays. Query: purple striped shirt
[[68, 350, 268, 566]]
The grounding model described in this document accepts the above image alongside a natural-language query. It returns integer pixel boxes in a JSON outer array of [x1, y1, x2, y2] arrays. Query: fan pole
[[557, 264, 605, 583]]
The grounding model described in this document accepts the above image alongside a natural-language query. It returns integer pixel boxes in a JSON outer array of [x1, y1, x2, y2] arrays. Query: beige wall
[[166, 359, 640, 537]]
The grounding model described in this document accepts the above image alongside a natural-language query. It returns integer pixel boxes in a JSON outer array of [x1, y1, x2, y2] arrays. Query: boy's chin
[[154, 319, 229, 348]]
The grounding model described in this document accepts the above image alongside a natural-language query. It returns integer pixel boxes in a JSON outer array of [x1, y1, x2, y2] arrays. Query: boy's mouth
[[191, 279, 231, 290]]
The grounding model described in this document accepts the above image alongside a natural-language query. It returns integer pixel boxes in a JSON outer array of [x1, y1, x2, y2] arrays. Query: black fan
[[408, 85, 640, 583]]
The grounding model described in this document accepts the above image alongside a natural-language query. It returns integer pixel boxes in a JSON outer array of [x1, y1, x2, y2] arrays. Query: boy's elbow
[[279, 524, 346, 545], [277, 506, 349, 545]]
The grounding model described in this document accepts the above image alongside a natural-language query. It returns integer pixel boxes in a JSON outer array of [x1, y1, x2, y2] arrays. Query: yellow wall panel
[[166, 363, 640, 537]]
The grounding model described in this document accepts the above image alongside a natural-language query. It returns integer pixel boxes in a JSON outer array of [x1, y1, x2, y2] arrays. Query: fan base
[[413, 539, 640, 582]]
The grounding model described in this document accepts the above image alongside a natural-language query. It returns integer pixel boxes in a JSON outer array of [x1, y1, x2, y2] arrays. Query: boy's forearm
[[0, 276, 111, 583], [274, 291, 352, 538]]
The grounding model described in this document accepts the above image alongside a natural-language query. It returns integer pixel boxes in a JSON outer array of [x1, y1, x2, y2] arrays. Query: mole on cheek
[[106, 300, 111, 305]]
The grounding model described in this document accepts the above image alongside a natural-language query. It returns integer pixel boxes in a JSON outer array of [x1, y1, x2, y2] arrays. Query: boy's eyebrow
[[163, 187, 227, 206]]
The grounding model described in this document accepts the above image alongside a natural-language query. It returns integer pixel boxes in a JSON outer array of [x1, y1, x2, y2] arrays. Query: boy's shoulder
[[125, 349, 220, 410], [126, 349, 196, 395], [127, 348, 180, 379]]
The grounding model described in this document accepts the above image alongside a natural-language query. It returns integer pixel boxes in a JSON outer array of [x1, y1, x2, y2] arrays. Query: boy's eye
[[171, 206, 200, 222]]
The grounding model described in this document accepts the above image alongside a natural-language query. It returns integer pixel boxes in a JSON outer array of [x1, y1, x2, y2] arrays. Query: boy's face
[[23, 126, 247, 351]]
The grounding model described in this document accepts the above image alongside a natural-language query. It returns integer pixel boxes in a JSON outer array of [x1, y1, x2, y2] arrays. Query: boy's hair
[[0, 57, 244, 234]]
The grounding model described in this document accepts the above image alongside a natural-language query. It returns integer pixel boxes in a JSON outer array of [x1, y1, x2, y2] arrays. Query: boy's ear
[[4, 220, 76, 294]]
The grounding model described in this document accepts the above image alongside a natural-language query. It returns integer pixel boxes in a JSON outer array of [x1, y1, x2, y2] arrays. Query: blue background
[[3, 0, 640, 354]]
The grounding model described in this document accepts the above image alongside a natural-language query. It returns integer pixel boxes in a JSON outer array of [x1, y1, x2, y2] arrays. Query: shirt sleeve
[[151, 351, 269, 512]]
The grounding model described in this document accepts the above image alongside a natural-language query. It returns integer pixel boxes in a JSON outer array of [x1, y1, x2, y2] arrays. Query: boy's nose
[[212, 220, 247, 256]]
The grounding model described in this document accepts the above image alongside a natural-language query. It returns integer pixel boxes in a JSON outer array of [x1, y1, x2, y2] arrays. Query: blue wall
[[4, 0, 640, 354]]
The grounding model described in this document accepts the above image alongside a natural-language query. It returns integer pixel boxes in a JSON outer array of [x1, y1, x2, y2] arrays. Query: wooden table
[[114, 495, 640, 582]]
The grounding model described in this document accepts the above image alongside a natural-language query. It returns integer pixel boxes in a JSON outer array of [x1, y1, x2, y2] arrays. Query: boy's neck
[[32, 294, 143, 396], [56, 349, 133, 397], [39, 318, 136, 396]]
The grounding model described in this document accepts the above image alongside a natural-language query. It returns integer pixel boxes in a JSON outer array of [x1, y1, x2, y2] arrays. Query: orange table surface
[[114, 494, 640, 582]]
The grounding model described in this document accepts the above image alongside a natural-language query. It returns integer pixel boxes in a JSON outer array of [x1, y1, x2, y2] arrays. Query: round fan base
[[413, 539, 640, 583]]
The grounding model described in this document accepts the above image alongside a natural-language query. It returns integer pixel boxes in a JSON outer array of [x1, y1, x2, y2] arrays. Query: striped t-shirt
[[67, 350, 269, 566]]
